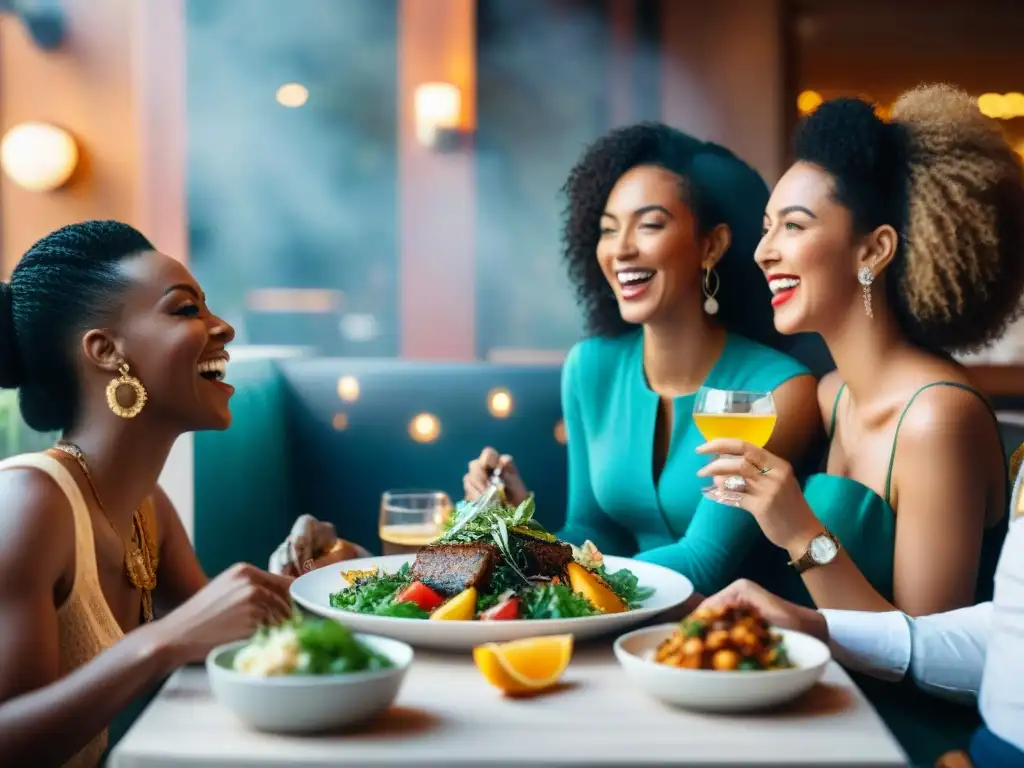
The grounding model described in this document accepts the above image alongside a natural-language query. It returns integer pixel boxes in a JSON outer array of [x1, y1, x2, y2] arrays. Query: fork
[[446, 466, 503, 536]]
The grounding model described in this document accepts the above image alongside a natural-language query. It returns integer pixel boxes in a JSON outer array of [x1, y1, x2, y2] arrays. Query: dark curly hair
[[561, 122, 785, 348], [0, 220, 154, 432], [795, 84, 1024, 353]]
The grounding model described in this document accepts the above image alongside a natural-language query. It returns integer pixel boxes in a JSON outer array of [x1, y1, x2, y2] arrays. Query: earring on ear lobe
[[858, 267, 874, 319], [106, 362, 148, 419], [703, 266, 720, 315]]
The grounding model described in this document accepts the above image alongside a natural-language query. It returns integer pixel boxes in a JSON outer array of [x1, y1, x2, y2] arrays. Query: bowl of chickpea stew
[[657, 604, 794, 671], [613, 607, 830, 712]]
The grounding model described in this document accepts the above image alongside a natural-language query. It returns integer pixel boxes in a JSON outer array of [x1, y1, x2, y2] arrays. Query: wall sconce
[[414, 82, 469, 151], [0, 121, 79, 192]]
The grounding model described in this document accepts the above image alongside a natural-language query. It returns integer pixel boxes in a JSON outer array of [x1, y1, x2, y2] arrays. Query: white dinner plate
[[290, 554, 694, 651]]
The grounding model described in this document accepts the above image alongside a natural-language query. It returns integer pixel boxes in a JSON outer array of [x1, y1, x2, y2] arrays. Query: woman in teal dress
[[696, 85, 1024, 765], [464, 123, 822, 598]]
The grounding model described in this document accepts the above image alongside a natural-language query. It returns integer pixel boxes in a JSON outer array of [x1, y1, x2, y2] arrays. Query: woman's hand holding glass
[[692, 387, 778, 500], [695, 438, 822, 556]]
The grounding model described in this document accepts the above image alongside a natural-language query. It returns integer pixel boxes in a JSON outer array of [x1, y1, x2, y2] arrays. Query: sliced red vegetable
[[395, 581, 445, 612], [481, 595, 520, 621]]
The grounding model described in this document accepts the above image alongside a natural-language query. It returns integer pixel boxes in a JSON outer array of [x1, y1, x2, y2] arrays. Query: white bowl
[[614, 623, 830, 713], [206, 633, 413, 733], [290, 554, 693, 651]]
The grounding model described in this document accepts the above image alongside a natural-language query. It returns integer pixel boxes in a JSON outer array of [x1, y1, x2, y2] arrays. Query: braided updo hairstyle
[[0, 221, 154, 433], [795, 83, 1024, 353], [561, 122, 786, 349]]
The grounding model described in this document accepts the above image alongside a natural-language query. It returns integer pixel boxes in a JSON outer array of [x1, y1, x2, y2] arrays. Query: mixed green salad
[[232, 611, 394, 676], [328, 496, 655, 621]]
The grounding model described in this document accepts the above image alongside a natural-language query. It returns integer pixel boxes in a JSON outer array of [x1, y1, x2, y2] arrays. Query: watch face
[[809, 534, 838, 564]]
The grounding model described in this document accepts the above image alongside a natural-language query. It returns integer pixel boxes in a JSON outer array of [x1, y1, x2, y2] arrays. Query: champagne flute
[[378, 490, 452, 555], [693, 387, 777, 502]]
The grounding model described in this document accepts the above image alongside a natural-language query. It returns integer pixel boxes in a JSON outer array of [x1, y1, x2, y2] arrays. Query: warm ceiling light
[[796, 90, 822, 115], [0, 121, 79, 191], [414, 82, 461, 146], [978, 93, 1005, 118], [337, 375, 360, 403], [976, 92, 1024, 120], [487, 388, 513, 418], [276, 83, 308, 108], [1004, 92, 1024, 118], [554, 419, 567, 445], [331, 412, 349, 431], [409, 413, 441, 443]]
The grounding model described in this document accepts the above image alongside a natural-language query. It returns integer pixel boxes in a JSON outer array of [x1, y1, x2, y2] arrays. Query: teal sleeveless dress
[[757, 380, 1009, 767]]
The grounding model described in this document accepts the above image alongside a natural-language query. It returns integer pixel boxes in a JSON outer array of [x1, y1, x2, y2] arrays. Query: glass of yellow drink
[[378, 490, 452, 555], [693, 387, 777, 500]]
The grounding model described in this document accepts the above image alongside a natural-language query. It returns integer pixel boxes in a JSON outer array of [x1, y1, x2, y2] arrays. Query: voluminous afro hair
[[561, 122, 786, 349], [794, 83, 1024, 354], [0, 221, 154, 433]]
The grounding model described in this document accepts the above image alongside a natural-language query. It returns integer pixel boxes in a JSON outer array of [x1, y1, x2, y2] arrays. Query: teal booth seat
[[193, 357, 567, 573], [192, 350, 1024, 576], [193, 358, 297, 576]]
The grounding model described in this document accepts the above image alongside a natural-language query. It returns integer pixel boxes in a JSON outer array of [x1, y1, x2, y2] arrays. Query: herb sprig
[[439, 495, 555, 545]]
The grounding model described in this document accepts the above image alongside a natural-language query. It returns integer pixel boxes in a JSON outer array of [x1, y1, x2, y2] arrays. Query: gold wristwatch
[[788, 531, 841, 574]]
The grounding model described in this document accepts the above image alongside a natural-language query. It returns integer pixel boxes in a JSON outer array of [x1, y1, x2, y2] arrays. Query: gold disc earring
[[106, 362, 148, 419]]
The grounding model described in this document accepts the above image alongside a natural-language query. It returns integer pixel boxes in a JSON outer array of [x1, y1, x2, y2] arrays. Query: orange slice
[[566, 562, 626, 614], [473, 634, 574, 695], [429, 586, 477, 620]]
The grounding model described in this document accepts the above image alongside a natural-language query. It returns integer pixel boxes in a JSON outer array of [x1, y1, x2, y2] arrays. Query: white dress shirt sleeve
[[822, 469, 1024, 754], [979, 512, 1024, 752], [821, 603, 992, 705]]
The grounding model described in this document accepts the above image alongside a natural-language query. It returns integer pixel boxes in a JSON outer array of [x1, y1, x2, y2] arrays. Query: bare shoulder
[[765, 375, 823, 463], [892, 382, 1000, 498], [0, 467, 75, 594], [816, 370, 844, 425], [0, 466, 77, 705], [896, 380, 996, 445], [773, 374, 820, 423]]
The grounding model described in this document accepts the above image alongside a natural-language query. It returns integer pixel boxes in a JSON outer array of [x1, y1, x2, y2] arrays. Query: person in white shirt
[[697, 460, 1024, 767]]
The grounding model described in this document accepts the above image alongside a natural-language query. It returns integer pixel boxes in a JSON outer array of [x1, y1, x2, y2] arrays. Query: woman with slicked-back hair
[[0, 221, 301, 767], [697, 84, 1024, 764]]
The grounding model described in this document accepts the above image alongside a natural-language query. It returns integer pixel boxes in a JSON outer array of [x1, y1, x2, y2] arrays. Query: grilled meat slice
[[411, 543, 499, 596], [516, 536, 574, 581]]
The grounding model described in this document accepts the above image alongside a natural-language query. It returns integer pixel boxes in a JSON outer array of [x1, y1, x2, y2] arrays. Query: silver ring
[[724, 475, 747, 493]]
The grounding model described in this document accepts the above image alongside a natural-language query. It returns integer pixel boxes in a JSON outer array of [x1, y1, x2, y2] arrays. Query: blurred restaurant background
[[2, 0, 1023, 557]]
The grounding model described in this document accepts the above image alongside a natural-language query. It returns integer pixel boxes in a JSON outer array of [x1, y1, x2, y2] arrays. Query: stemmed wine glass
[[692, 387, 777, 502]]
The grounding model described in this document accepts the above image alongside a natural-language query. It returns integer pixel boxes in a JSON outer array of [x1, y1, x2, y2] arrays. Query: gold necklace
[[51, 441, 158, 623]]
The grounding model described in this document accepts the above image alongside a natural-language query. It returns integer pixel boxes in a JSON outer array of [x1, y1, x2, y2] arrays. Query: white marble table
[[109, 643, 908, 767]]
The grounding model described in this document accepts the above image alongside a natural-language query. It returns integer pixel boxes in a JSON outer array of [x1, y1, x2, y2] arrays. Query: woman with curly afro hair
[[464, 123, 822, 597], [696, 85, 1024, 764]]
